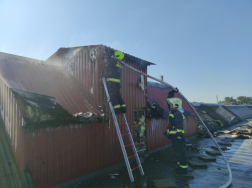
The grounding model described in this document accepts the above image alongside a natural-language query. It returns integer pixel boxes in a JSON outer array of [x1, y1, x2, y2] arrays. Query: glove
[[167, 88, 179, 98], [164, 131, 170, 139], [174, 87, 179, 92], [177, 136, 182, 143]]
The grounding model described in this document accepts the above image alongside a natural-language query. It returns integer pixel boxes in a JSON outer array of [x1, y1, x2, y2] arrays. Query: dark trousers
[[107, 81, 126, 114], [171, 134, 188, 168]]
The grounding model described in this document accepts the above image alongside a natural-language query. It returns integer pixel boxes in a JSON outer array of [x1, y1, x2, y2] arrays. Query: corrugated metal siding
[[0, 78, 33, 188], [0, 76, 24, 170], [22, 121, 139, 188], [225, 105, 252, 119], [0, 52, 100, 115], [46, 46, 104, 108], [46, 46, 147, 111], [147, 84, 201, 116], [146, 118, 171, 152], [146, 116, 198, 152], [246, 105, 252, 111], [0, 82, 136, 188], [0, 48, 148, 187]]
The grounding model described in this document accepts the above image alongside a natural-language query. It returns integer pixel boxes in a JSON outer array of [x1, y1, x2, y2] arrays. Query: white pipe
[[112, 56, 232, 188]]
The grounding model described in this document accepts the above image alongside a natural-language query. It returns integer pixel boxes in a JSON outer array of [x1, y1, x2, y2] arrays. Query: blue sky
[[0, 0, 251, 103]]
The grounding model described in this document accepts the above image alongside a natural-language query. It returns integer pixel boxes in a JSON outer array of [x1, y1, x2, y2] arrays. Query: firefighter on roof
[[104, 50, 126, 114], [164, 88, 188, 174]]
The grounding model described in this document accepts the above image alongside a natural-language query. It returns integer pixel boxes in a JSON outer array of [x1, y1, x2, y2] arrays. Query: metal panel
[[225, 105, 252, 119], [21, 121, 135, 188], [46, 45, 148, 112], [0, 78, 33, 187], [0, 52, 100, 115], [147, 82, 202, 117], [146, 116, 198, 152], [215, 106, 235, 124], [196, 104, 241, 126], [246, 105, 252, 111], [0, 48, 149, 188]]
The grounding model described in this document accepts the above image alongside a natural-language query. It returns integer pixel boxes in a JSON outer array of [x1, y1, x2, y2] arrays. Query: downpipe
[[111, 56, 232, 188]]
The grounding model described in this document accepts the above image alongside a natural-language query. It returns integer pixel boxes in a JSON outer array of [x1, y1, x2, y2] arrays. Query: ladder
[[102, 77, 144, 182]]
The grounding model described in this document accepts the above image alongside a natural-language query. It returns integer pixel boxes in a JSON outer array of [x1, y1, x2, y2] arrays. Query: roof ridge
[[0, 51, 64, 68]]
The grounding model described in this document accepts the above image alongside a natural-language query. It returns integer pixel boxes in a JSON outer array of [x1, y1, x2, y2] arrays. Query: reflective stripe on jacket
[[106, 78, 120, 83], [167, 129, 185, 135]]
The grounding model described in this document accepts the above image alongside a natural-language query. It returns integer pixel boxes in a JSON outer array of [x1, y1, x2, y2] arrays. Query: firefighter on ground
[[104, 50, 126, 114], [164, 88, 188, 174]]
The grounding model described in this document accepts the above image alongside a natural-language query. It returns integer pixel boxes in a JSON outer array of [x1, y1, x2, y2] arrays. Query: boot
[[176, 167, 188, 174], [175, 165, 180, 171]]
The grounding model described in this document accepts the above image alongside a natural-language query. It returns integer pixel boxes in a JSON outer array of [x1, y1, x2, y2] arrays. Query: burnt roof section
[[194, 103, 241, 126], [147, 81, 202, 118], [225, 105, 252, 119], [46, 44, 155, 67], [0, 51, 101, 116], [246, 105, 252, 111]]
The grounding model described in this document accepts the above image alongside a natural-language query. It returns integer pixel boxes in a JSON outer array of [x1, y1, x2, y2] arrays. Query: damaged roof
[[147, 81, 202, 118], [225, 105, 252, 119], [0, 51, 101, 117], [193, 103, 241, 126], [246, 105, 252, 111], [46, 44, 155, 67]]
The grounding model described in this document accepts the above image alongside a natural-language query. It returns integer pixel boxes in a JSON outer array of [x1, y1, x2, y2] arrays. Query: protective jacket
[[106, 58, 123, 83], [105, 58, 126, 114], [168, 109, 184, 135]]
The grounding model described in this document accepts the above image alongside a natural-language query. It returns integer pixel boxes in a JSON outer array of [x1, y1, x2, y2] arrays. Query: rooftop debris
[[187, 159, 207, 169], [217, 142, 232, 146], [205, 150, 221, 156], [210, 146, 228, 151], [12, 89, 107, 130], [216, 122, 252, 139], [197, 155, 216, 162], [172, 170, 194, 179], [185, 144, 201, 152], [221, 138, 235, 142]]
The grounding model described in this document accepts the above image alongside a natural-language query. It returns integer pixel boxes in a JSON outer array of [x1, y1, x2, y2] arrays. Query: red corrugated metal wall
[[0, 77, 25, 171], [0, 46, 200, 188], [0, 46, 149, 188], [54, 46, 105, 108], [48, 46, 147, 110], [0, 78, 140, 188], [22, 122, 133, 188], [146, 116, 198, 152]]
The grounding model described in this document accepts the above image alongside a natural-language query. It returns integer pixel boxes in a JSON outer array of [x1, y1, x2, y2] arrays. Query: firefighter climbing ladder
[[102, 77, 144, 182]]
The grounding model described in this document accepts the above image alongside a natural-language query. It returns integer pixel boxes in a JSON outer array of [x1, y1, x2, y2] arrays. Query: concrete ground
[[69, 119, 252, 188]]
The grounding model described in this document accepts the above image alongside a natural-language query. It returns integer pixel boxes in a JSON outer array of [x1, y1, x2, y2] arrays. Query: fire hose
[[111, 56, 232, 188]]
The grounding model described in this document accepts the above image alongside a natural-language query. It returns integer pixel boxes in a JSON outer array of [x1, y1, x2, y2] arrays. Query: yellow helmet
[[114, 51, 124, 60], [170, 98, 182, 109]]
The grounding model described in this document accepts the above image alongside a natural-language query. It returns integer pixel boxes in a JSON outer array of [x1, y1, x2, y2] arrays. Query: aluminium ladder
[[102, 77, 144, 182]]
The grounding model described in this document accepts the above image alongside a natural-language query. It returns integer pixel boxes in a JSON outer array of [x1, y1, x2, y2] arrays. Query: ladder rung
[[121, 133, 129, 136], [132, 166, 139, 171], [128, 155, 135, 159], [118, 123, 126, 126], [125, 144, 132, 147]]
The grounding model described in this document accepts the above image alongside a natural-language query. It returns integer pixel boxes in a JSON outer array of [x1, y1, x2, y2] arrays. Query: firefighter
[[104, 50, 126, 114], [164, 89, 188, 174]]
